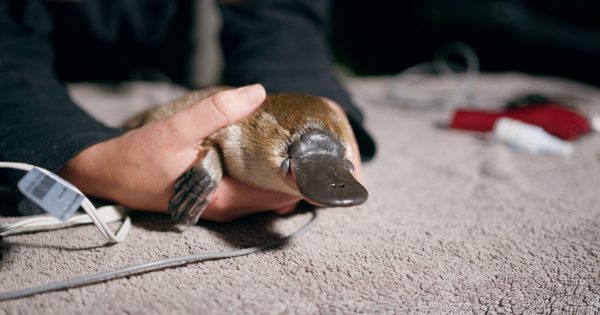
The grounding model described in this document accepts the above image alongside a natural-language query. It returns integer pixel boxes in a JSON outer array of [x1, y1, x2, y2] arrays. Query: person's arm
[[219, 0, 376, 161], [0, 0, 122, 172], [0, 2, 298, 222]]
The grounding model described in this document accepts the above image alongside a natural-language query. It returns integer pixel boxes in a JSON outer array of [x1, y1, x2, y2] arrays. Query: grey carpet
[[1, 74, 600, 314]]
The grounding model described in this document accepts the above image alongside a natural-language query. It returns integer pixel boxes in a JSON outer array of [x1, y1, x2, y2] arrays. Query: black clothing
[[0, 0, 375, 176]]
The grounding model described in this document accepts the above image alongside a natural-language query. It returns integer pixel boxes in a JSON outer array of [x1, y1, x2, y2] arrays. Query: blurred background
[[44, 0, 600, 88], [330, 0, 600, 86]]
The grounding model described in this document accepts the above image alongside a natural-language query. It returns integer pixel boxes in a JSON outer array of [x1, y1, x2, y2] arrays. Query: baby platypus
[[125, 87, 368, 224]]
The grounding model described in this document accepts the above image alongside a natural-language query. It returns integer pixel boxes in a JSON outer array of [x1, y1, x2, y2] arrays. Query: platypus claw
[[169, 167, 218, 225]]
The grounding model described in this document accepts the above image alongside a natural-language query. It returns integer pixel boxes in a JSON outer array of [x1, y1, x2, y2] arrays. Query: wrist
[[58, 139, 120, 203]]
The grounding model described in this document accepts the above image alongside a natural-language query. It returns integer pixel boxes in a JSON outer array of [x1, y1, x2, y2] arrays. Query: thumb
[[167, 84, 266, 143]]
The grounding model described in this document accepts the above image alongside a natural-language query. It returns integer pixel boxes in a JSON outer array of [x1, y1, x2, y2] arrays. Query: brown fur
[[124, 87, 356, 195]]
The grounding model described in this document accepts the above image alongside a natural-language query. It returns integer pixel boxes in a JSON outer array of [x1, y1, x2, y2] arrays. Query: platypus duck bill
[[286, 130, 368, 207]]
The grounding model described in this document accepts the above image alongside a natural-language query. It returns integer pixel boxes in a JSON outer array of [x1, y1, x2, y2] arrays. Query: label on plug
[[17, 168, 83, 221]]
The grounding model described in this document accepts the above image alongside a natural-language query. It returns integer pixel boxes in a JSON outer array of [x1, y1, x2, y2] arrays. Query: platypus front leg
[[169, 145, 223, 225]]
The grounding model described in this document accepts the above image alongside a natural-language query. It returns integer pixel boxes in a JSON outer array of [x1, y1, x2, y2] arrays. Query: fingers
[[321, 98, 364, 183], [349, 136, 364, 183], [168, 84, 266, 143], [201, 177, 302, 223]]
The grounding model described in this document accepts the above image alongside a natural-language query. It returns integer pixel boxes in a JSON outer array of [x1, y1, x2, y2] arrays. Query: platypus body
[[125, 87, 368, 224]]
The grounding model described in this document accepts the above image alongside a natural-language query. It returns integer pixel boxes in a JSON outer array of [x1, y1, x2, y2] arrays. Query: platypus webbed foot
[[169, 147, 223, 225], [288, 130, 368, 207]]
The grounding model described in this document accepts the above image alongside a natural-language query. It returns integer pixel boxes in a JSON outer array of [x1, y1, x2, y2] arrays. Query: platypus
[[125, 87, 368, 224]]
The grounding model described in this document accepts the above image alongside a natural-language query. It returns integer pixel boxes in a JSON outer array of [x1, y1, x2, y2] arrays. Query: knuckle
[[209, 92, 232, 125], [163, 115, 185, 138], [210, 91, 227, 108]]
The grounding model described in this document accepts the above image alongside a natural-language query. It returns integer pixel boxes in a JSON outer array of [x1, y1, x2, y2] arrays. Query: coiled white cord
[[0, 205, 127, 233], [387, 42, 480, 109], [0, 161, 131, 243]]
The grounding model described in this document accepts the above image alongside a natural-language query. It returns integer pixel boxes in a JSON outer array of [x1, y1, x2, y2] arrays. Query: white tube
[[493, 118, 573, 156]]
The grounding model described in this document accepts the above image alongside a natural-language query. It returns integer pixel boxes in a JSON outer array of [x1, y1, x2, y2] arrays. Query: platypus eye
[[345, 159, 355, 173], [280, 157, 291, 175]]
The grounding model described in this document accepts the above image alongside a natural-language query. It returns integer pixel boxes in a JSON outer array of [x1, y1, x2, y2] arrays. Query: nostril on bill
[[290, 152, 369, 207]]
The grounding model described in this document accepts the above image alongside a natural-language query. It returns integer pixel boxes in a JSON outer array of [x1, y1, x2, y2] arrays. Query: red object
[[450, 103, 592, 140]]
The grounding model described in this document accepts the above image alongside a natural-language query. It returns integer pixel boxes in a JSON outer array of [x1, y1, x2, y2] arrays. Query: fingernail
[[237, 84, 266, 106]]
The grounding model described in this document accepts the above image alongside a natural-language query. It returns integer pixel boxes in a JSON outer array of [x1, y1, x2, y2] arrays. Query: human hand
[[59, 84, 301, 222], [320, 98, 364, 183]]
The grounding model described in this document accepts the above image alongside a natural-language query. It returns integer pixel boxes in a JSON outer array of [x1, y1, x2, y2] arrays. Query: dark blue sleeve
[[0, 0, 122, 172], [219, 0, 375, 161]]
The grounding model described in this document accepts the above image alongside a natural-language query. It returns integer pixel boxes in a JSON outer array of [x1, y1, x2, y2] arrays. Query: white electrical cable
[[0, 210, 317, 301], [387, 42, 480, 110], [0, 161, 319, 301], [0, 161, 131, 243], [0, 205, 127, 234]]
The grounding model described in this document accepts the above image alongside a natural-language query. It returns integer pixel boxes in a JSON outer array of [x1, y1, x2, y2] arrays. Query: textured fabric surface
[[1, 74, 600, 314]]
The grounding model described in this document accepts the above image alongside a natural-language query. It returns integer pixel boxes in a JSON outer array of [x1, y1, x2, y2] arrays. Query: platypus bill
[[125, 87, 368, 224]]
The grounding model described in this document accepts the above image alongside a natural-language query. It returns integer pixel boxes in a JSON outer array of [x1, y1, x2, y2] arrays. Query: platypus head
[[280, 129, 368, 207], [220, 93, 368, 208]]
